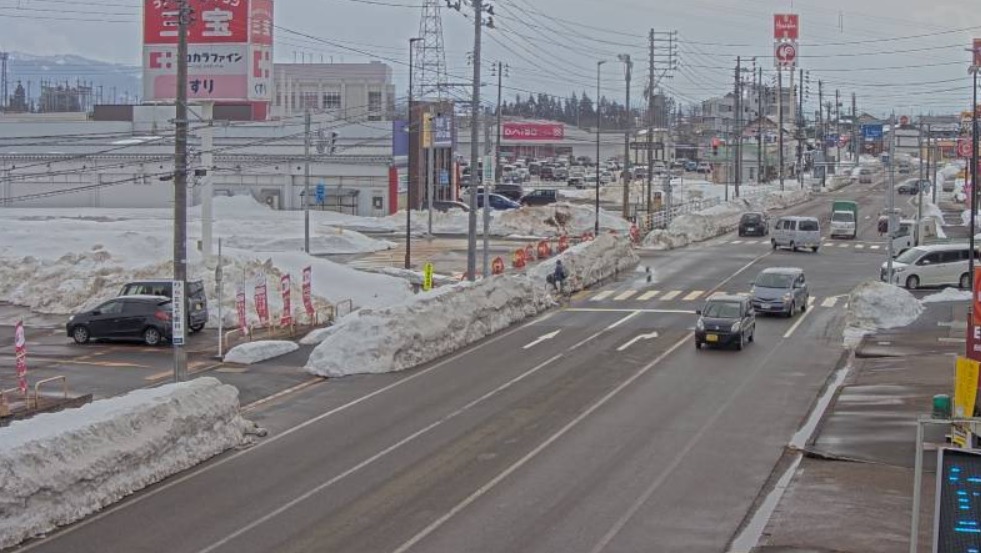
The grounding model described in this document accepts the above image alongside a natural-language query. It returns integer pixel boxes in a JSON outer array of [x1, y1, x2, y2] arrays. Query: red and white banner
[[250, 0, 274, 45], [974, 268, 981, 326], [235, 285, 248, 333], [143, 0, 250, 45], [302, 266, 315, 319], [280, 274, 292, 326], [14, 321, 27, 395], [254, 275, 269, 326], [774, 13, 799, 40], [502, 123, 565, 141], [959, 137, 974, 159], [774, 41, 798, 69]]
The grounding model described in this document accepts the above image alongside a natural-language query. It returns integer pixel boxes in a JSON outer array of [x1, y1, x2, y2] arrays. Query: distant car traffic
[[477, 193, 521, 210], [428, 200, 470, 213], [567, 176, 585, 189], [750, 267, 809, 318], [695, 295, 756, 351], [896, 179, 930, 195], [67, 295, 173, 346], [696, 162, 712, 174], [738, 212, 768, 237], [859, 168, 874, 184], [520, 189, 559, 207]]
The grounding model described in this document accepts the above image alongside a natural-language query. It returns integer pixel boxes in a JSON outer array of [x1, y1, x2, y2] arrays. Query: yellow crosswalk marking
[[683, 290, 704, 301], [614, 290, 638, 301], [591, 290, 615, 301], [661, 290, 681, 301], [637, 290, 660, 301]]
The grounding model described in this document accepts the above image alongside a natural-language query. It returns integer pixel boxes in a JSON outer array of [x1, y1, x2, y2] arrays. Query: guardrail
[[334, 299, 355, 319], [0, 387, 27, 417], [33, 376, 68, 409]]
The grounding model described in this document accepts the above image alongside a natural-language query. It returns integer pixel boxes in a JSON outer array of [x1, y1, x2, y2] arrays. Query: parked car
[[540, 166, 555, 181], [119, 279, 208, 332], [520, 189, 559, 206], [567, 176, 586, 189], [493, 183, 525, 201], [553, 167, 569, 180], [600, 171, 614, 184], [652, 161, 667, 175], [771, 216, 821, 253], [942, 178, 956, 192], [859, 167, 874, 184], [694, 295, 756, 351], [477, 193, 521, 210], [750, 267, 809, 318], [428, 200, 470, 213], [684, 160, 698, 172], [67, 296, 173, 346], [882, 243, 978, 290], [738, 212, 769, 237], [696, 162, 712, 174]]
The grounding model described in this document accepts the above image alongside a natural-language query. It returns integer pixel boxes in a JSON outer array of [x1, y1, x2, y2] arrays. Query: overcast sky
[[2, 0, 980, 115]]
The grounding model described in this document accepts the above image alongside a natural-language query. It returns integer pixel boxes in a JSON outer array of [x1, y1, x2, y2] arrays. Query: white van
[[771, 216, 821, 253], [881, 243, 978, 289]]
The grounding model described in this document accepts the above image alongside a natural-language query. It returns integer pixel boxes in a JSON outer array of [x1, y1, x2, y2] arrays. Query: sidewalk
[[755, 300, 966, 552]]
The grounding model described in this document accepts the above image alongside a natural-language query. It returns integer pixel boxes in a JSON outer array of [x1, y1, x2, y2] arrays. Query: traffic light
[[329, 132, 338, 155]]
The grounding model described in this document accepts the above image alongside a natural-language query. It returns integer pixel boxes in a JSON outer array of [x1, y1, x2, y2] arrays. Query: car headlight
[[731, 322, 741, 332], [68, 315, 74, 322], [895, 267, 906, 273], [782, 293, 793, 302], [696, 319, 705, 331]]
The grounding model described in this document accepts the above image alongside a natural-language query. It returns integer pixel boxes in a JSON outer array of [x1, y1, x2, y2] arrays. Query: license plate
[[763, 303, 771, 310], [747, 227, 755, 231], [706, 334, 719, 342]]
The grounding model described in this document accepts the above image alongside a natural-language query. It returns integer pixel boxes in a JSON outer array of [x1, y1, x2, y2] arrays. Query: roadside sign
[[280, 274, 292, 327], [960, 138, 974, 159], [955, 357, 980, 417], [773, 13, 799, 40], [862, 124, 884, 140], [439, 169, 450, 186], [774, 41, 798, 69], [935, 448, 981, 552], [974, 268, 981, 326], [254, 274, 269, 326], [968, 313, 981, 361], [14, 321, 27, 395], [172, 280, 185, 346], [235, 285, 247, 334], [422, 262, 434, 292], [315, 182, 326, 204], [302, 266, 315, 319]]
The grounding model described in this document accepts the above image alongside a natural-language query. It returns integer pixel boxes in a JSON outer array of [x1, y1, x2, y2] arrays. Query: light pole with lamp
[[595, 60, 606, 234], [617, 54, 632, 220], [405, 37, 422, 270]]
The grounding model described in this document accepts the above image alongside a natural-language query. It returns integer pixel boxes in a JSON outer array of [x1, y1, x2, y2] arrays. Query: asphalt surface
[[13, 175, 902, 553]]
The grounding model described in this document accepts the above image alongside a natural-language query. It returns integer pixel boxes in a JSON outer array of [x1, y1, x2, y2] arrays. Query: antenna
[[415, 0, 449, 100]]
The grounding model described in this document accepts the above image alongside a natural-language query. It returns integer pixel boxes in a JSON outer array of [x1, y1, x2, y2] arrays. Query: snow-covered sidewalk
[[843, 281, 923, 347]]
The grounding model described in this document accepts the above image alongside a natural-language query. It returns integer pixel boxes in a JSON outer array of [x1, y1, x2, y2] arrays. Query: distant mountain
[[6, 52, 142, 105]]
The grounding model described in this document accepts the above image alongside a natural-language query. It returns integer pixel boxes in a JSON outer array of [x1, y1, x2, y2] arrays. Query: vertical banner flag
[[955, 357, 980, 418], [974, 268, 981, 326], [280, 274, 292, 326], [254, 274, 269, 326], [235, 284, 248, 333], [302, 266, 315, 320], [14, 321, 27, 395]]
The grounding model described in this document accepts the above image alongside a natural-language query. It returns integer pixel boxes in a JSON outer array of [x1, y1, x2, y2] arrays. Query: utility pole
[[487, 61, 505, 278], [646, 29, 655, 218], [929, 124, 936, 204], [406, 37, 421, 270], [595, 60, 605, 234], [200, 101, 214, 260], [835, 89, 842, 172], [852, 92, 858, 168], [887, 113, 897, 283], [778, 68, 785, 190], [734, 56, 742, 197], [917, 116, 924, 246], [798, 68, 805, 187], [757, 66, 763, 184], [304, 108, 311, 254], [172, 0, 189, 383], [619, 54, 632, 219], [465, 0, 487, 282], [818, 80, 826, 188]]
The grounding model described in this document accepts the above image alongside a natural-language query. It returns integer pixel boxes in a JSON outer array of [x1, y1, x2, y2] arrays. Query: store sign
[[143, 0, 250, 45], [773, 13, 799, 40], [502, 123, 565, 141], [280, 274, 292, 326], [935, 448, 981, 552]]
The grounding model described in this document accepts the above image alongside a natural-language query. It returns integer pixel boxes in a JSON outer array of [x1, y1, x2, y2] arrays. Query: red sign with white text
[[502, 123, 565, 141], [974, 38, 981, 68], [254, 276, 269, 326], [302, 266, 315, 319], [143, 0, 250, 45], [973, 268, 981, 326], [774, 13, 799, 40], [280, 274, 292, 327], [235, 286, 248, 333], [249, 0, 273, 45], [14, 321, 27, 395]]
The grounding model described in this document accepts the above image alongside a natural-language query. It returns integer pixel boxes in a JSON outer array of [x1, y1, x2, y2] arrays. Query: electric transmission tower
[[414, 0, 449, 100]]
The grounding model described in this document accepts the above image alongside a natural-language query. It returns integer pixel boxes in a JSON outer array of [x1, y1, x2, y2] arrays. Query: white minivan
[[881, 243, 978, 290], [771, 216, 821, 253]]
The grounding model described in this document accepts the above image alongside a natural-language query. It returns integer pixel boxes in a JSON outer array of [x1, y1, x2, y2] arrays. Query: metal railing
[[33, 376, 68, 409]]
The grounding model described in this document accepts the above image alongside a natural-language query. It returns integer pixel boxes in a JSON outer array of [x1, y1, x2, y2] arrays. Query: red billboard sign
[[774, 14, 799, 40], [774, 41, 798, 69], [250, 0, 273, 45], [143, 0, 250, 45], [502, 123, 565, 141], [974, 268, 981, 326], [960, 138, 974, 159], [235, 285, 248, 333]]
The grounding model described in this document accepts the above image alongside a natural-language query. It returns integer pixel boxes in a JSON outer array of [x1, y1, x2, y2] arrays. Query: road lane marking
[[17, 315, 545, 551], [637, 290, 660, 301], [683, 291, 704, 301], [616, 332, 660, 352], [520, 312, 555, 329], [855, 244, 865, 249], [731, 240, 743, 245], [808, 297, 816, 307], [660, 291, 681, 301], [870, 245, 880, 250], [522, 330, 561, 350], [591, 291, 615, 302], [390, 334, 692, 553], [614, 290, 638, 301], [566, 308, 697, 314], [821, 297, 838, 308], [837, 243, 849, 248], [569, 312, 641, 352], [242, 377, 326, 412], [783, 305, 816, 339]]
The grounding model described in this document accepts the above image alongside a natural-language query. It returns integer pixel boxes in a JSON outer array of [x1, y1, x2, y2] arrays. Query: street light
[[595, 60, 606, 234], [405, 37, 422, 270], [617, 54, 632, 220], [970, 63, 979, 291]]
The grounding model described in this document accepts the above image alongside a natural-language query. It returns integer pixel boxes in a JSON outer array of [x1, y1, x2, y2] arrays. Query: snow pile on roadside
[[305, 234, 637, 377], [389, 203, 631, 237], [224, 340, 299, 364], [918, 200, 948, 239], [843, 281, 923, 347], [922, 288, 973, 303], [0, 378, 255, 550]]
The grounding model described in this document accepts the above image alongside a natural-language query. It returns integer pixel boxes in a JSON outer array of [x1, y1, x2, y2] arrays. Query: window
[[940, 250, 966, 264], [917, 252, 943, 266], [323, 92, 341, 110], [368, 91, 382, 113], [799, 220, 819, 231], [373, 196, 384, 209], [98, 300, 124, 315], [300, 92, 318, 109], [703, 302, 741, 318]]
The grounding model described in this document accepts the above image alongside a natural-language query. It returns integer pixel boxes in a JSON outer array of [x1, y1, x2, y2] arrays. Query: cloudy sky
[[2, 0, 980, 115]]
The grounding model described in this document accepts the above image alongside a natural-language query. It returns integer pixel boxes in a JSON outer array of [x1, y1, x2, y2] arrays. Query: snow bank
[[0, 378, 255, 549], [843, 281, 923, 347], [922, 288, 973, 303], [224, 340, 300, 364], [306, 234, 638, 377], [386, 203, 630, 238]]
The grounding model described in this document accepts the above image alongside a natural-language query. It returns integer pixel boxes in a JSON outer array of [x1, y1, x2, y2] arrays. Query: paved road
[[15, 177, 894, 553]]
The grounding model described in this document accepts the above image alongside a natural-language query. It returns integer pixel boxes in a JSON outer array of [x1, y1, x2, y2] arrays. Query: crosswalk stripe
[[855, 244, 865, 249], [821, 297, 838, 307], [683, 290, 705, 301], [637, 290, 660, 301], [870, 245, 881, 250], [837, 243, 850, 248], [731, 240, 743, 244], [661, 290, 682, 301], [808, 297, 816, 306], [614, 290, 638, 301], [591, 291, 615, 302]]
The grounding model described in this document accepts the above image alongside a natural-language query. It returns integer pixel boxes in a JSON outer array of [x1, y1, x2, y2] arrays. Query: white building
[[271, 62, 396, 122]]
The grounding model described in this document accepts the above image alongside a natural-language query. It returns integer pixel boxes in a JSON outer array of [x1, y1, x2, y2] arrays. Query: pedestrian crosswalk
[[716, 239, 884, 251], [586, 288, 847, 308]]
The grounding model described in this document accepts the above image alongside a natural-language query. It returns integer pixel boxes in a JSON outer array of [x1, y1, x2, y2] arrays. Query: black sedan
[[67, 296, 173, 346], [695, 295, 756, 351], [738, 212, 769, 237]]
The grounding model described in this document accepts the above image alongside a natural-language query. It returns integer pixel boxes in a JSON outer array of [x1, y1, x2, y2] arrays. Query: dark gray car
[[67, 296, 173, 346], [750, 267, 809, 317], [119, 280, 208, 332], [695, 295, 756, 351]]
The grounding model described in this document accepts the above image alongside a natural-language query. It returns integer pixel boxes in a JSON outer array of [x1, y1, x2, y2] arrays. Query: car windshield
[[799, 220, 819, 231], [755, 273, 794, 288], [741, 214, 762, 223], [702, 301, 742, 318], [895, 247, 926, 264], [832, 212, 854, 222]]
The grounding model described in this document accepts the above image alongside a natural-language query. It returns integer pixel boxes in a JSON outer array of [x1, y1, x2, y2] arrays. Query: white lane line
[[821, 297, 838, 308], [731, 240, 744, 245], [808, 297, 816, 307], [566, 308, 697, 314], [837, 243, 850, 248], [870, 245, 881, 250], [855, 244, 865, 249], [661, 290, 682, 301], [17, 312, 543, 551], [614, 290, 638, 301], [783, 305, 816, 339], [196, 353, 567, 553], [522, 330, 561, 350], [637, 290, 661, 301], [520, 311, 555, 329], [616, 331, 660, 352], [390, 335, 692, 553], [683, 290, 705, 302], [591, 291, 615, 302], [242, 378, 325, 413], [569, 311, 641, 352]]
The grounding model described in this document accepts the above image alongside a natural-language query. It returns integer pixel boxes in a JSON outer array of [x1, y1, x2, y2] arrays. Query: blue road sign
[[315, 183, 326, 204], [439, 169, 449, 186], [825, 133, 839, 147], [862, 124, 884, 140]]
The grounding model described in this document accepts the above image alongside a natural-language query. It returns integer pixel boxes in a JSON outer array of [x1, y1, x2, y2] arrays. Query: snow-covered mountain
[[6, 52, 141, 104]]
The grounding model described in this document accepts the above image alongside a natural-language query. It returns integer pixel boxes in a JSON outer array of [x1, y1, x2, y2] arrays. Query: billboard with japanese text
[[502, 122, 565, 141]]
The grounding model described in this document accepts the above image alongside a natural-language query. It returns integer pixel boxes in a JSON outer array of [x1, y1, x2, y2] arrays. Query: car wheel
[[748, 328, 755, 343], [189, 323, 205, 333], [790, 241, 797, 252], [736, 333, 744, 351], [801, 297, 809, 312], [906, 275, 920, 290], [71, 325, 90, 344], [812, 246, 819, 253], [143, 327, 162, 347], [771, 239, 778, 250], [695, 340, 702, 350], [961, 273, 972, 290], [787, 301, 796, 318]]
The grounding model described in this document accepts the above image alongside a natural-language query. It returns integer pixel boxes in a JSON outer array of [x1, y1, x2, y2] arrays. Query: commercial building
[[271, 62, 396, 122]]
